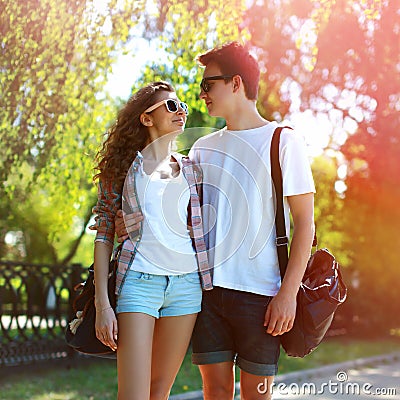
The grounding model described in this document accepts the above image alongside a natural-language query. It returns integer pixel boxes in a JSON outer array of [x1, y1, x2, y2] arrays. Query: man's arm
[[114, 209, 143, 243], [91, 209, 143, 243], [264, 192, 315, 336]]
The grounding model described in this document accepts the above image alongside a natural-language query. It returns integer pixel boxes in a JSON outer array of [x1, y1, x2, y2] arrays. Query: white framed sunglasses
[[144, 99, 189, 115]]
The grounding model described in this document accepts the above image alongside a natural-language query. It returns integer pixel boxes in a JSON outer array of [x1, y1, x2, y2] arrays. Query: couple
[[92, 42, 315, 400]]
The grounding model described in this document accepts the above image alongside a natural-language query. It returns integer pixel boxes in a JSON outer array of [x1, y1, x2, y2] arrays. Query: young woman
[[92, 81, 211, 400]]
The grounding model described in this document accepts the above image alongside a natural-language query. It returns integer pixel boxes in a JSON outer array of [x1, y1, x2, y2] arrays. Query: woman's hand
[[95, 306, 118, 351]]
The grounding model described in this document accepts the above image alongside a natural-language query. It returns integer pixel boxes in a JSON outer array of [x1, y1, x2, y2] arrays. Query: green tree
[[311, 156, 346, 261], [0, 0, 145, 262], [1, 0, 145, 184]]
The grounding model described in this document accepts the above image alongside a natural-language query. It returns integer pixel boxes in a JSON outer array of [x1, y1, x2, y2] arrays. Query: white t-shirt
[[189, 122, 315, 296], [130, 156, 198, 275]]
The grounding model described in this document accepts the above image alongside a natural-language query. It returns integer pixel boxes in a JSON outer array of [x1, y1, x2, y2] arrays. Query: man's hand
[[115, 209, 143, 243], [264, 290, 297, 336], [264, 193, 314, 336]]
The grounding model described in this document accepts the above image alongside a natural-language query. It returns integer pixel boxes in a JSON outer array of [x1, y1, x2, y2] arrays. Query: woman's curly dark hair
[[94, 81, 174, 191]]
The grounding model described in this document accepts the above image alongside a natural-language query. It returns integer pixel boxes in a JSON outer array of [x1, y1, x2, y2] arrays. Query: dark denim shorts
[[191, 286, 280, 376]]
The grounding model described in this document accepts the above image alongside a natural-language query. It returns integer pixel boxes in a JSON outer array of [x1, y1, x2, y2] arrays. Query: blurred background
[[1, 0, 399, 396]]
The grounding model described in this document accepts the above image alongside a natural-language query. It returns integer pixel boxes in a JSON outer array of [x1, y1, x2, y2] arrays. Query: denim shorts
[[115, 270, 202, 318], [191, 286, 280, 376]]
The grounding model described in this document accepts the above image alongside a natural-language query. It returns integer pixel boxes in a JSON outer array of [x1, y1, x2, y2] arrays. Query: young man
[[187, 42, 315, 400], [114, 42, 315, 399]]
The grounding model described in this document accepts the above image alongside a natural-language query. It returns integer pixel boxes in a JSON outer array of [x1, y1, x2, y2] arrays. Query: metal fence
[[0, 259, 348, 369], [0, 260, 85, 367]]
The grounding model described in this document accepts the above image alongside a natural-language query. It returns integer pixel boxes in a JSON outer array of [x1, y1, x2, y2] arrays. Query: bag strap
[[270, 127, 290, 280], [271, 127, 317, 280]]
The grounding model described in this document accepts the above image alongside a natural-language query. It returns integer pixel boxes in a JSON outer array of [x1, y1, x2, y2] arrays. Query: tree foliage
[[0, 0, 145, 262], [303, 0, 399, 332], [323, 0, 399, 332], [1, 0, 144, 183], [244, 0, 400, 333]]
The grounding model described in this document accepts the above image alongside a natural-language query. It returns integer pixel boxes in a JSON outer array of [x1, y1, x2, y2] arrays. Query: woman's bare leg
[[150, 313, 198, 400], [117, 312, 155, 400]]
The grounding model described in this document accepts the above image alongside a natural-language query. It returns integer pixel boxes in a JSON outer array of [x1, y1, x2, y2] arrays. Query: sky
[[104, 34, 165, 99]]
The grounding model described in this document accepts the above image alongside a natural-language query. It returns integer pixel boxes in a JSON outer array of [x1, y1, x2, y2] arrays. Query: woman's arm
[[92, 179, 121, 351], [94, 241, 113, 309], [94, 241, 118, 351]]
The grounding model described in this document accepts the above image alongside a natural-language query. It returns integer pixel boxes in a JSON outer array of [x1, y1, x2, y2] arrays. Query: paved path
[[271, 353, 400, 399], [170, 352, 400, 400]]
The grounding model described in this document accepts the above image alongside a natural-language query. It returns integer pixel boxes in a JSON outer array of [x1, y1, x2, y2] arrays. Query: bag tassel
[[69, 311, 83, 335]]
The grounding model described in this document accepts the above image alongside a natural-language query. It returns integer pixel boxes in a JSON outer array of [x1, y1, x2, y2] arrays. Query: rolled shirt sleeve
[[92, 179, 121, 246]]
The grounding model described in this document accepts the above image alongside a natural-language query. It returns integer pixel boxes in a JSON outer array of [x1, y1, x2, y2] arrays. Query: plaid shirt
[[92, 152, 213, 295]]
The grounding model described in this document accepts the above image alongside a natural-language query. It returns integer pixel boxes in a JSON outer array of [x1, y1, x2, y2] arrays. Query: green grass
[[1, 338, 400, 400], [4, 326, 65, 340]]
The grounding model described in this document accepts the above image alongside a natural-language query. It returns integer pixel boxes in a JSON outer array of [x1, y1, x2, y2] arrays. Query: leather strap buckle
[[276, 236, 289, 246]]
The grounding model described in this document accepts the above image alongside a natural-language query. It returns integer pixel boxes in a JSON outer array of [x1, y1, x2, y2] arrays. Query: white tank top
[[130, 164, 198, 275]]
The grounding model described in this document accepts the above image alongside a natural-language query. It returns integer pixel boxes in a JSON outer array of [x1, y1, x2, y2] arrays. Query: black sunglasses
[[200, 75, 235, 93]]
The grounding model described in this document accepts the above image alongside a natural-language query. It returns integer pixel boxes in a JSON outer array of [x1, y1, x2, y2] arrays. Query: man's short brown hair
[[197, 41, 260, 100]]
